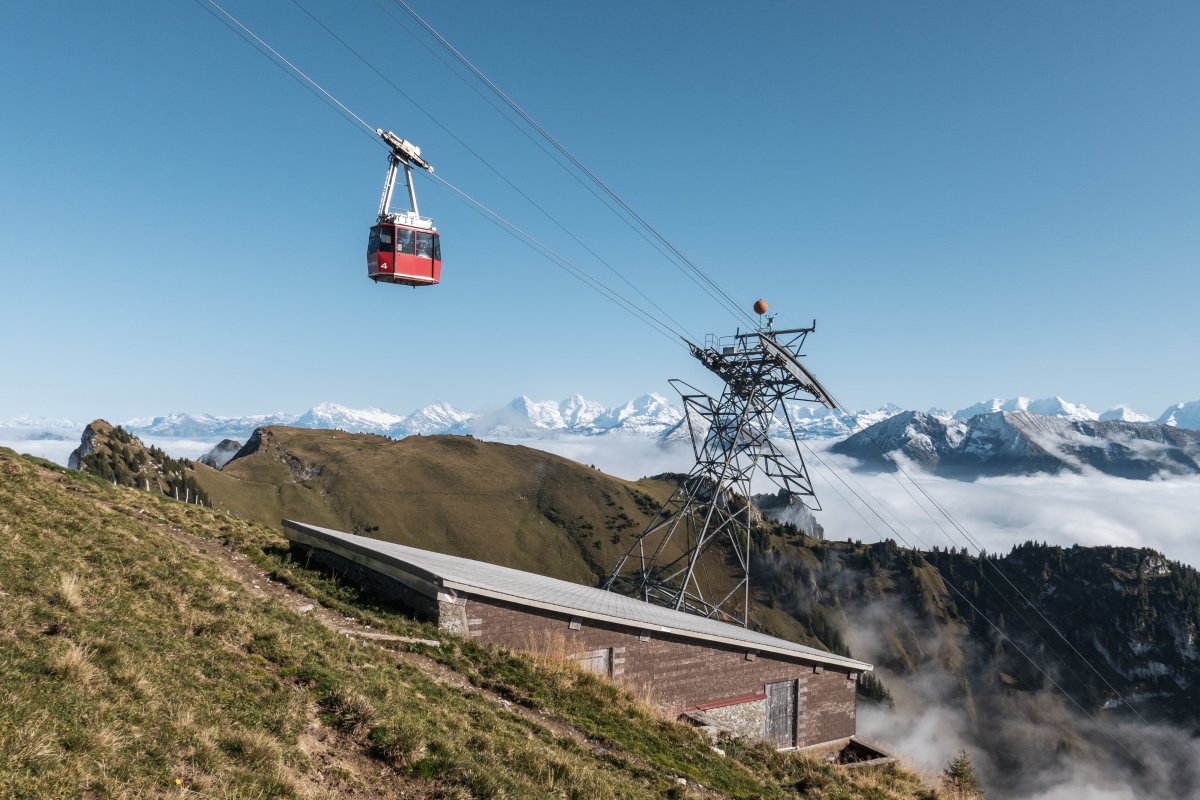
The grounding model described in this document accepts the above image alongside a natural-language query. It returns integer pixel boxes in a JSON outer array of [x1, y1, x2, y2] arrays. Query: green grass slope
[[0, 448, 941, 799], [196, 427, 679, 586]]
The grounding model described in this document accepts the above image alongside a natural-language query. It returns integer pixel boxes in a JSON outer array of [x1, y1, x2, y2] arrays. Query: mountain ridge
[[7, 395, 1200, 443], [111, 396, 1200, 439], [832, 410, 1200, 479]]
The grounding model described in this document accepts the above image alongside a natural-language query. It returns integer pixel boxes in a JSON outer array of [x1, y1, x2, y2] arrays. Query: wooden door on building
[[765, 679, 797, 748], [573, 648, 612, 677]]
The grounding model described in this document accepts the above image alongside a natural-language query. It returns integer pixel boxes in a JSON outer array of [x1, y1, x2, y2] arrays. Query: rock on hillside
[[832, 411, 1200, 479], [198, 439, 242, 470]]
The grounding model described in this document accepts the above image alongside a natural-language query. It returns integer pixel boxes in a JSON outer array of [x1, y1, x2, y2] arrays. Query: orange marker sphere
[[753, 298, 768, 315]]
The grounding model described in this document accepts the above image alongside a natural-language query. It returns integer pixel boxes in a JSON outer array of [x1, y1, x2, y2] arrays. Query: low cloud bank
[[0, 436, 80, 466], [808, 442, 1200, 569], [135, 435, 223, 461], [490, 435, 695, 481], [848, 596, 1200, 800], [493, 436, 1200, 570]]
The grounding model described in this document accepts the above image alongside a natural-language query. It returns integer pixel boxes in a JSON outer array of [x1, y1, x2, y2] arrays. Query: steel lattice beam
[[604, 322, 836, 627]]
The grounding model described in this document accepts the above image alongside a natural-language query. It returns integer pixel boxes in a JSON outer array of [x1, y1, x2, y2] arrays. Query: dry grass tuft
[[51, 640, 99, 686], [220, 728, 282, 770], [54, 572, 84, 612], [63, 724, 126, 758], [320, 689, 377, 736], [522, 629, 586, 676], [0, 718, 57, 764], [628, 679, 665, 719]]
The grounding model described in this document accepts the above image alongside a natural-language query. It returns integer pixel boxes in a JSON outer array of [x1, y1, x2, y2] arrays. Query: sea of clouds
[[526, 436, 1200, 570]]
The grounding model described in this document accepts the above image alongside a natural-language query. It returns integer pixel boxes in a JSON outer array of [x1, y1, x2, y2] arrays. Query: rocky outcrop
[[69, 420, 208, 504], [198, 439, 242, 470], [66, 419, 106, 470]]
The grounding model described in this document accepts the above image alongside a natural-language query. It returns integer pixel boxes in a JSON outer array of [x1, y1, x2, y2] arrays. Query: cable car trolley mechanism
[[367, 129, 442, 287]]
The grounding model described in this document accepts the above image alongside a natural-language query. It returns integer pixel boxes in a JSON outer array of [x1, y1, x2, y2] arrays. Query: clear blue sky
[[2, 1, 1197, 422]]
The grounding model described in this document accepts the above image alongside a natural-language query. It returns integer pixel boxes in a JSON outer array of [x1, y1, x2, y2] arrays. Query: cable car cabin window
[[396, 228, 415, 255], [368, 229, 381, 254], [415, 231, 434, 259], [432, 234, 441, 261], [377, 228, 395, 253]]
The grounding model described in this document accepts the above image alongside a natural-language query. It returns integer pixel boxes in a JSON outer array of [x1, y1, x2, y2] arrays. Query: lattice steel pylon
[[603, 317, 837, 627]]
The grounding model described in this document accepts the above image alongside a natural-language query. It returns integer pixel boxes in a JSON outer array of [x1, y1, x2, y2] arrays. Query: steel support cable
[[288, 0, 698, 344], [368, 0, 749, 330], [815, 420, 1091, 674], [825, 396, 1167, 713], [197, 0, 378, 140], [793, 438, 1156, 778], [192, 0, 690, 347], [427, 173, 688, 346], [820, 395, 1186, 775], [382, 0, 756, 329], [794, 410, 1154, 765], [826, 398, 1133, 663]]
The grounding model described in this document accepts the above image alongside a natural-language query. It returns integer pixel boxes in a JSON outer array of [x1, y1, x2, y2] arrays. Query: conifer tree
[[942, 748, 982, 797]]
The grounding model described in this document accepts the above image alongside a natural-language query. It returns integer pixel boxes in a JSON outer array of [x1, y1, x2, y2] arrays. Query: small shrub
[[368, 721, 426, 766], [320, 689, 377, 735]]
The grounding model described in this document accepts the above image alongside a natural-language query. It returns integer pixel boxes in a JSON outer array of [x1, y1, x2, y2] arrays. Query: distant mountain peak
[[1100, 404, 1152, 423], [953, 396, 1098, 422], [1158, 401, 1200, 429]]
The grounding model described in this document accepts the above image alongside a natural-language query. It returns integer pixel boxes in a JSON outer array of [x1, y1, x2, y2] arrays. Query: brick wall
[[454, 593, 857, 748]]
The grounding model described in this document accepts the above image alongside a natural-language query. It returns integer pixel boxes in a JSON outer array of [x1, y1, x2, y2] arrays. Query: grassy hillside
[[193, 427, 818, 647], [196, 427, 681, 587], [0, 448, 942, 799]]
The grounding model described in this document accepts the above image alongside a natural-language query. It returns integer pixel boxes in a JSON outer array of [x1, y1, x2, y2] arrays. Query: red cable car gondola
[[367, 129, 442, 287]]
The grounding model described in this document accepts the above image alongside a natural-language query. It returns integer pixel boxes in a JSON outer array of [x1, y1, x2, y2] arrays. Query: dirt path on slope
[[172, 528, 588, 740]]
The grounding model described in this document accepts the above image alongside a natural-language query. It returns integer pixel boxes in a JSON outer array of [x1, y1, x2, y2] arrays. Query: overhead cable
[[813, 396, 1191, 782], [382, 0, 757, 329], [289, 0, 697, 342], [192, 0, 690, 346]]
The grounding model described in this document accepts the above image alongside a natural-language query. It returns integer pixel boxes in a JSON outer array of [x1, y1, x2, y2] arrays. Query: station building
[[284, 519, 871, 749]]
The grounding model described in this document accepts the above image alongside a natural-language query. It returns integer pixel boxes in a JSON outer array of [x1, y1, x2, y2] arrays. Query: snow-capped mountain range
[[833, 410, 1200, 480], [3, 396, 1198, 443]]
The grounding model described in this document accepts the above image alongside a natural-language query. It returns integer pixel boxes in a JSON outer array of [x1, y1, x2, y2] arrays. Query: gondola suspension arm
[[376, 129, 434, 222]]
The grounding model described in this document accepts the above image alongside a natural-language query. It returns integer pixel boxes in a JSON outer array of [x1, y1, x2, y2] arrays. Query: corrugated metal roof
[[283, 520, 871, 672]]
